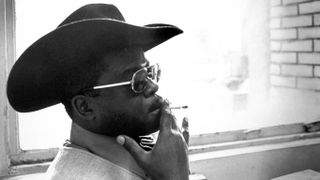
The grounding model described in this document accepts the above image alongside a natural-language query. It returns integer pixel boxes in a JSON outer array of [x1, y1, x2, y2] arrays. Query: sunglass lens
[[133, 69, 148, 92], [155, 64, 160, 82], [132, 64, 161, 93], [147, 64, 160, 82]]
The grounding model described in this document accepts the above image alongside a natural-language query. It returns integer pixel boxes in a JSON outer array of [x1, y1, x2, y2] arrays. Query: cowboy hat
[[7, 3, 183, 112]]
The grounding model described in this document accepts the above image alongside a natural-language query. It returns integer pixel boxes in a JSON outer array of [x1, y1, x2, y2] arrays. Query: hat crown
[[58, 4, 125, 28]]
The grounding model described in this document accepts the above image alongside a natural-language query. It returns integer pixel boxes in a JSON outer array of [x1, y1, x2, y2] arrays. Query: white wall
[[242, 0, 270, 107]]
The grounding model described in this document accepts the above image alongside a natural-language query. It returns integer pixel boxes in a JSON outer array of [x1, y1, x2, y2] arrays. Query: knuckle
[[162, 113, 175, 122], [164, 108, 171, 114], [162, 110, 173, 118], [169, 130, 183, 139], [167, 111, 176, 119]]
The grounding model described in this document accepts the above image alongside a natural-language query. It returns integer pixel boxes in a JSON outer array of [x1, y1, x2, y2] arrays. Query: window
[[16, 0, 247, 150], [1, 0, 320, 177]]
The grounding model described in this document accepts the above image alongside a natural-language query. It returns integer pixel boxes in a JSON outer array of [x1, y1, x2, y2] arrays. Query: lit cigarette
[[169, 105, 188, 109]]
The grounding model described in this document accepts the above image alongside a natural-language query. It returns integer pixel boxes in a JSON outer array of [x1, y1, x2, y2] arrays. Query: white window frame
[[0, 0, 18, 176], [0, 0, 57, 176], [1, 0, 320, 178]]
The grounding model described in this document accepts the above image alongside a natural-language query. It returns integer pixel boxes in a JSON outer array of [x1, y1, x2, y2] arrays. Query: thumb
[[116, 135, 147, 164]]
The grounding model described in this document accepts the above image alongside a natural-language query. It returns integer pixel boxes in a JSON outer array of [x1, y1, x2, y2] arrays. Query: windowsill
[[6, 163, 50, 178], [189, 132, 320, 162], [189, 122, 309, 146], [10, 148, 58, 166], [189, 131, 320, 154]]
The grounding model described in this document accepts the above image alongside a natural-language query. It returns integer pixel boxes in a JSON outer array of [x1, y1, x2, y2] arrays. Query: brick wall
[[270, 0, 320, 91]]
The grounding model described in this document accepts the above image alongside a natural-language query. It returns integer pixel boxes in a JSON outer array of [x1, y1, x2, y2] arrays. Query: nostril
[[144, 80, 159, 96]]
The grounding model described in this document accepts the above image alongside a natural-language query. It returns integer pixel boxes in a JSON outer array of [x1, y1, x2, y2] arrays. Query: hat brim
[[7, 18, 183, 112]]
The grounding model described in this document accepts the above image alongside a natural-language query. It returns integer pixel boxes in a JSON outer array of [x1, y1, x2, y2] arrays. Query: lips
[[148, 95, 164, 113]]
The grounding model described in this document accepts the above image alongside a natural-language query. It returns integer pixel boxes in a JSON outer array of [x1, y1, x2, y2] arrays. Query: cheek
[[120, 91, 146, 114], [96, 93, 146, 121], [97, 109, 152, 136], [94, 90, 152, 131], [129, 98, 150, 117]]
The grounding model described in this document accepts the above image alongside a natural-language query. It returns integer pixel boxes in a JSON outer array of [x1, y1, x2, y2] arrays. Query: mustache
[[148, 95, 164, 112]]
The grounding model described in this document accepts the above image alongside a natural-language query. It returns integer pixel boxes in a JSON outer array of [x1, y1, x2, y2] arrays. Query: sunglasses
[[85, 63, 161, 93]]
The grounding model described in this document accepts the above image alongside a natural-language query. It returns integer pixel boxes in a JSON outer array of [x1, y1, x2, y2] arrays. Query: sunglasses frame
[[88, 63, 160, 93]]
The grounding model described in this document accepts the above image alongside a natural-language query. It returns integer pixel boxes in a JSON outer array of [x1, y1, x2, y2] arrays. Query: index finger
[[159, 103, 174, 132]]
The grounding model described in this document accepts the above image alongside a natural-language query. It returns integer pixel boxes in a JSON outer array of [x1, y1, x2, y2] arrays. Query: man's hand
[[116, 103, 189, 180]]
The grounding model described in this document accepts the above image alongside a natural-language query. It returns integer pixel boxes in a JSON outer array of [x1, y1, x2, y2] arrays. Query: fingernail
[[116, 136, 125, 145]]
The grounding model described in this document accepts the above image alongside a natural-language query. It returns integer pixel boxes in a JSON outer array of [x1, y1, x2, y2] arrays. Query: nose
[[143, 79, 159, 97]]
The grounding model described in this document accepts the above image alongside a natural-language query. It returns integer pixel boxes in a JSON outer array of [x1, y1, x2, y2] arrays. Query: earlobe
[[71, 95, 95, 120]]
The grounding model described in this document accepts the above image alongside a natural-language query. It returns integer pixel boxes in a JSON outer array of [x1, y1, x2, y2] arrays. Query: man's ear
[[71, 95, 95, 120]]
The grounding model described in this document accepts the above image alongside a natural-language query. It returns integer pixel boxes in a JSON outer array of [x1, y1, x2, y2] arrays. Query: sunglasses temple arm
[[93, 81, 131, 90]]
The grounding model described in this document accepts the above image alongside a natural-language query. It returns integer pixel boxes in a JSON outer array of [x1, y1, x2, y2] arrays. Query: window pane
[[17, 0, 309, 150], [18, 104, 70, 149], [15, 0, 246, 150]]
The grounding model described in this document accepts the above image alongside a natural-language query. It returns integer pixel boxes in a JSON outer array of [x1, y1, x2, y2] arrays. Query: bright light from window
[[16, 0, 245, 150]]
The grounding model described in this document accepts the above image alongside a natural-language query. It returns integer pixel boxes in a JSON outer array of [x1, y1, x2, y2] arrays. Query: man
[[7, 3, 189, 180]]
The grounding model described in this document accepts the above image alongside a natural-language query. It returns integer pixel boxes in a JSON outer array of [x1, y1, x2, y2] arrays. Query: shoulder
[[45, 147, 146, 180]]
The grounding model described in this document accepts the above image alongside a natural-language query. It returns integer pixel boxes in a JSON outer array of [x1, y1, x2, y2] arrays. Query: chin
[[146, 111, 161, 132], [128, 126, 159, 137], [98, 110, 160, 137], [128, 117, 160, 137]]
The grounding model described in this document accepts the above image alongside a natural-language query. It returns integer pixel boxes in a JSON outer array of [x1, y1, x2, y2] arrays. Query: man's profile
[[7, 3, 189, 180]]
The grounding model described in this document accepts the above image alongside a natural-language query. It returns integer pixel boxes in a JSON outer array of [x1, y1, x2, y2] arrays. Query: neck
[[69, 122, 145, 176], [69, 122, 140, 149], [70, 122, 92, 150], [69, 122, 117, 152]]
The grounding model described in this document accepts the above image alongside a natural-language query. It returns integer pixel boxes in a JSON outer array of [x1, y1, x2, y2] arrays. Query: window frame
[[0, 0, 18, 176], [3, 0, 18, 156]]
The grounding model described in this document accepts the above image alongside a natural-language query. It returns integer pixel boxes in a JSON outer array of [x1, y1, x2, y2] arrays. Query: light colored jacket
[[46, 146, 148, 180]]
